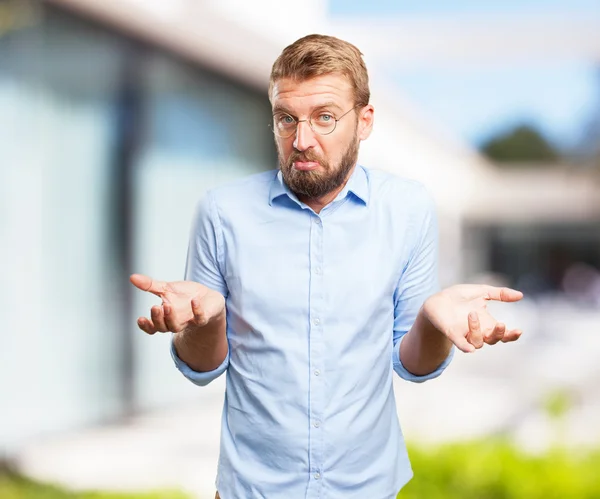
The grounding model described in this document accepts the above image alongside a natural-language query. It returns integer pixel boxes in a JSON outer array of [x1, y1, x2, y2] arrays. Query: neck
[[297, 165, 356, 214]]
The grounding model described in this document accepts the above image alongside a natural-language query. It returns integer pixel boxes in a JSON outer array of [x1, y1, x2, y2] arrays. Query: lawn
[[0, 470, 192, 499]]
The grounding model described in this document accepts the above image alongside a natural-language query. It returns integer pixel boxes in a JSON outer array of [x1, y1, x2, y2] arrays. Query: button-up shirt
[[171, 165, 453, 499]]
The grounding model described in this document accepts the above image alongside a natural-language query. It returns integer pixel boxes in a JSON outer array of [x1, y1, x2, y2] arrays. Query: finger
[[501, 329, 522, 343], [163, 303, 184, 333], [483, 286, 524, 303], [484, 322, 506, 345], [466, 311, 484, 349], [191, 298, 209, 327], [130, 274, 167, 297], [151, 305, 169, 332], [451, 334, 476, 354], [137, 317, 157, 335]]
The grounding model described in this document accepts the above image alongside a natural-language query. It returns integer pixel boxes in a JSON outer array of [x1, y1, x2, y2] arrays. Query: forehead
[[271, 74, 353, 112]]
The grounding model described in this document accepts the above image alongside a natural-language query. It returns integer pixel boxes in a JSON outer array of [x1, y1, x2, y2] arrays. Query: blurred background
[[1, 0, 599, 497]]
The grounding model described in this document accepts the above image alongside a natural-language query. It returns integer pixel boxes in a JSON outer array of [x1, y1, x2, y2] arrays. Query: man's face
[[270, 74, 373, 199]]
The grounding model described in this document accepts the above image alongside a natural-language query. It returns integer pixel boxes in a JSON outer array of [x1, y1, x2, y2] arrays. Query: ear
[[357, 105, 374, 140]]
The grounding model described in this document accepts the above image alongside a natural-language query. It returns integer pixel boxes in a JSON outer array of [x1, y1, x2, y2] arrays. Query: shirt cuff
[[170, 334, 229, 387], [392, 333, 454, 383]]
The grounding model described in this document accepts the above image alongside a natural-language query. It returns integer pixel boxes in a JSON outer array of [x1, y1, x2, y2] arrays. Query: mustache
[[287, 150, 323, 165]]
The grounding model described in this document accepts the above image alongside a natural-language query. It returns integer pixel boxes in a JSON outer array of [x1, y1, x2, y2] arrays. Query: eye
[[316, 113, 334, 123], [275, 114, 295, 126]]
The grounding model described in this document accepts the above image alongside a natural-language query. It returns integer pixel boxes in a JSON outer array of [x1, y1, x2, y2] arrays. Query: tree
[[479, 124, 560, 164]]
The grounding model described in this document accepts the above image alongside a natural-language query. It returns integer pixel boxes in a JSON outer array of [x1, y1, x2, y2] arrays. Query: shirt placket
[[307, 212, 325, 497]]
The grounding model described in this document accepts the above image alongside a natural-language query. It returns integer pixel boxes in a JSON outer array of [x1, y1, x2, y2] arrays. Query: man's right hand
[[130, 274, 225, 335]]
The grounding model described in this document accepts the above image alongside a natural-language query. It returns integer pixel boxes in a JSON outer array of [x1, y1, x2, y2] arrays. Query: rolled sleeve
[[392, 186, 454, 383], [392, 334, 454, 383], [173, 189, 229, 387], [170, 335, 229, 387]]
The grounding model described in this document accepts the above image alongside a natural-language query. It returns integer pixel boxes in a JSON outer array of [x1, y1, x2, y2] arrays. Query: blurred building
[[464, 163, 600, 296], [2, 0, 600, 467], [1, 0, 280, 454]]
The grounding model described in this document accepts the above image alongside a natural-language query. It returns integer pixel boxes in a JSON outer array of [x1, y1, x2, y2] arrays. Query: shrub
[[398, 439, 600, 499]]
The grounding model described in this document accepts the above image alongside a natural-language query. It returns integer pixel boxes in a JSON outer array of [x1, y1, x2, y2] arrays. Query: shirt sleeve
[[392, 187, 454, 383], [170, 336, 229, 387], [170, 190, 229, 386], [184, 190, 228, 296]]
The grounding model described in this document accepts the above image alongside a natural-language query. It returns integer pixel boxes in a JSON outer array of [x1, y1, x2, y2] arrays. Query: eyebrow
[[272, 101, 345, 117]]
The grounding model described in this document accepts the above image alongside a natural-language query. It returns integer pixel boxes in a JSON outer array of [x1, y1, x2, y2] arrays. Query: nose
[[293, 120, 317, 152]]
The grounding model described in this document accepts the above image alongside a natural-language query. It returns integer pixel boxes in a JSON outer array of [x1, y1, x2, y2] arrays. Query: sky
[[329, 0, 600, 17], [328, 0, 600, 151], [393, 64, 598, 150]]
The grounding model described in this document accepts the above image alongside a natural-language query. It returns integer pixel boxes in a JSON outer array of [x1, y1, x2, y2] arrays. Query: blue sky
[[329, 0, 600, 17], [329, 0, 600, 150], [393, 64, 599, 149]]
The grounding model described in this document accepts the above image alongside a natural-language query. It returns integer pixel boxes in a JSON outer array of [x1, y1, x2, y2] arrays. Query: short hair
[[269, 34, 370, 107]]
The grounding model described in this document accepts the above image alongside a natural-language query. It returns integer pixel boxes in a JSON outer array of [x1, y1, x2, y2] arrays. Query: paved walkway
[[15, 396, 225, 498], [14, 298, 600, 498]]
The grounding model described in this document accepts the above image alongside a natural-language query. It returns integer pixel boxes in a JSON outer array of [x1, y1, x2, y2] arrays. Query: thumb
[[451, 333, 475, 354], [130, 274, 167, 297], [191, 291, 224, 326]]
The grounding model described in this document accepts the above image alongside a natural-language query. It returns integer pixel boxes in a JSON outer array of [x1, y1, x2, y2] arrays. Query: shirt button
[[315, 267, 322, 275], [314, 218, 322, 226], [314, 369, 320, 376], [313, 318, 320, 326], [314, 472, 321, 480], [314, 421, 321, 428]]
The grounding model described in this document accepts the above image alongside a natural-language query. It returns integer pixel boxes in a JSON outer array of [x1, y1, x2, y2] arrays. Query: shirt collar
[[269, 164, 369, 207]]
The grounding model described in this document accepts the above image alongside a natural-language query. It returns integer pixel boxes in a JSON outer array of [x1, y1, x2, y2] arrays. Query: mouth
[[293, 161, 320, 171]]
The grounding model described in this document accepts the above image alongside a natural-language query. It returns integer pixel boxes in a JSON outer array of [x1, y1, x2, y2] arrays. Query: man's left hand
[[422, 284, 523, 353]]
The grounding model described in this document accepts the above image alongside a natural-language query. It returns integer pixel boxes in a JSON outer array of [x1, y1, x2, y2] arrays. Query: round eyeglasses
[[270, 106, 358, 138]]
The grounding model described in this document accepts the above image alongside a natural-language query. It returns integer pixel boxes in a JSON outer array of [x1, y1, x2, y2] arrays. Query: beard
[[278, 134, 360, 200]]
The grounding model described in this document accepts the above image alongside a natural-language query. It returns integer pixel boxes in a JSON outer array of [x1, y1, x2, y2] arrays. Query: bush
[[398, 440, 600, 499]]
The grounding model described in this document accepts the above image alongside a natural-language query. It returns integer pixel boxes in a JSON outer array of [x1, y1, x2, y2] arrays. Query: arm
[[132, 191, 231, 386], [171, 189, 230, 383], [172, 304, 227, 372], [400, 305, 452, 376], [394, 192, 523, 376], [392, 187, 454, 382]]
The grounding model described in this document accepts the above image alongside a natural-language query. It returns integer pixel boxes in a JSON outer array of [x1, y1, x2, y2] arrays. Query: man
[[130, 34, 523, 499]]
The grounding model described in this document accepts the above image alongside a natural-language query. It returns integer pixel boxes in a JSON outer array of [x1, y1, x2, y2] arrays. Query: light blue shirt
[[172, 165, 453, 499]]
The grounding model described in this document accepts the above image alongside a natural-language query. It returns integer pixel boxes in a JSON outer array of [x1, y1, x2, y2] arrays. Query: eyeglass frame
[[270, 105, 361, 138]]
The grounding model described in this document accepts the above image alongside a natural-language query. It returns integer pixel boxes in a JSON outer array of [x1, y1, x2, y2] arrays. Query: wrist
[[185, 308, 226, 336], [415, 304, 442, 337]]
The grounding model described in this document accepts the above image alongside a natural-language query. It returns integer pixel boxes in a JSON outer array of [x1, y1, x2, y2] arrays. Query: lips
[[293, 161, 320, 171]]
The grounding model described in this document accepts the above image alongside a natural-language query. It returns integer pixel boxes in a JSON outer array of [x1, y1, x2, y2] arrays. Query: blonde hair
[[269, 34, 370, 107]]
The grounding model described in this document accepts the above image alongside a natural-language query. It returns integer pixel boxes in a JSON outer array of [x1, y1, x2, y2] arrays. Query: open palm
[[423, 284, 523, 353], [130, 274, 225, 334]]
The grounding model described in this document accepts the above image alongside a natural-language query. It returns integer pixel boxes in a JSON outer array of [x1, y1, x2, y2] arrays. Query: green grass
[[4, 440, 600, 499], [0, 470, 192, 499], [398, 439, 600, 499]]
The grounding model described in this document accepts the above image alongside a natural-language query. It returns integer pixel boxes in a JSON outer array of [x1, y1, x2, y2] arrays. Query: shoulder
[[363, 166, 435, 212], [209, 169, 277, 203], [363, 167, 438, 257], [196, 170, 278, 216]]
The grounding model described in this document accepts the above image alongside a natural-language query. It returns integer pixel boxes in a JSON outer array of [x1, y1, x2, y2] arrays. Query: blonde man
[[132, 35, 523, 499]]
